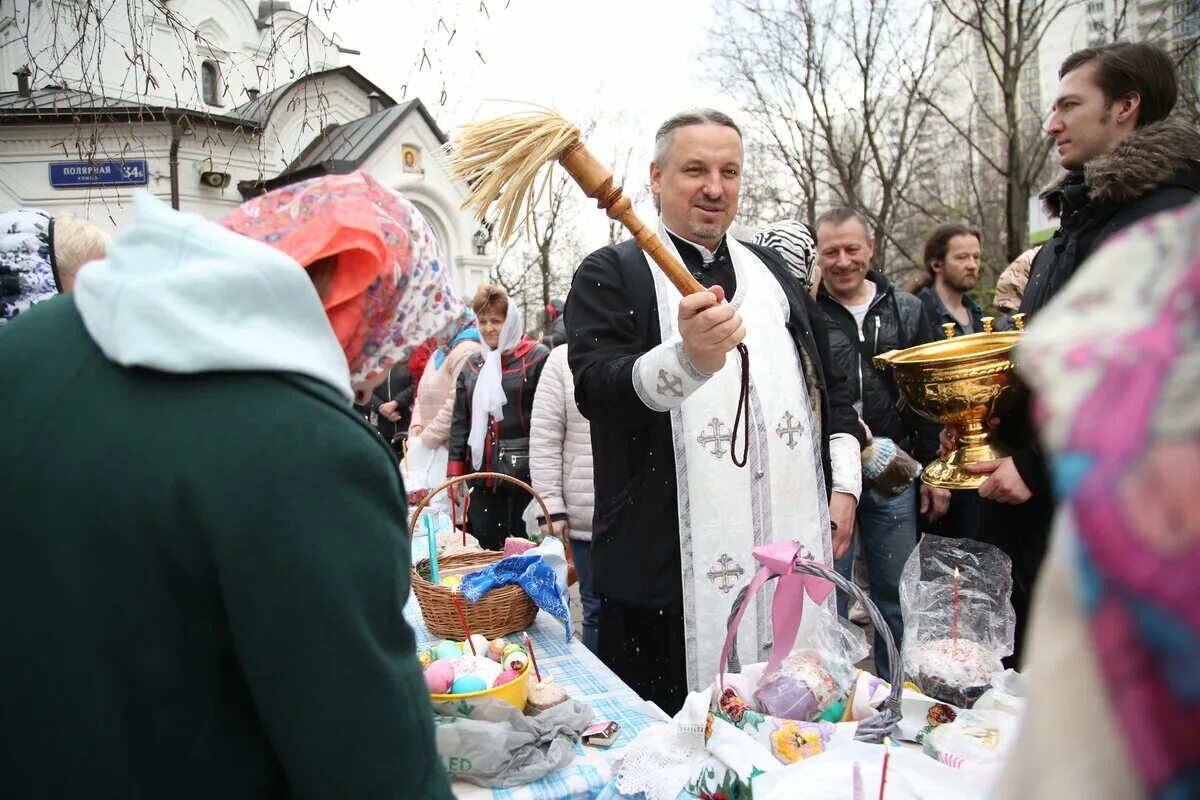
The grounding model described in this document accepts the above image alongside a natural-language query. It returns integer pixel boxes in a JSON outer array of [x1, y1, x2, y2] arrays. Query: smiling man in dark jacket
[[966, 42, 1200, 661], [815, 207, 940, 674]]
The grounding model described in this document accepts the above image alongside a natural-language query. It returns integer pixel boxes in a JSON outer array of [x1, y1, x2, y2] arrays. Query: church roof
[[0, 86, 259, 130], [237, 97, 445, 199], [229, 65, 395, 127]]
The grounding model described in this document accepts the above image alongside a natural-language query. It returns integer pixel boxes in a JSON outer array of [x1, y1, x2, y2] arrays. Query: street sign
[[49, 160, 148, 188]]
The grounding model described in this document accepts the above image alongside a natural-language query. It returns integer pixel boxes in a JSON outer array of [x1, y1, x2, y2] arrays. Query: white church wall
[[0, 120, 262, 229]]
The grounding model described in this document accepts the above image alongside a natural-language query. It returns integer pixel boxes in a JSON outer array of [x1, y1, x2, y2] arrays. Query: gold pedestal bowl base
[[921, 439, 1011, 490]]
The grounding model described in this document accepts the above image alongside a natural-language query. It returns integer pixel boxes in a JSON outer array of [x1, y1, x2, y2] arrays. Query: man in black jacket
[[962, 42, 1200, 660], [815, 207, 941, 676], [566, 110, 865, 714], [355, 364, 414, 462]]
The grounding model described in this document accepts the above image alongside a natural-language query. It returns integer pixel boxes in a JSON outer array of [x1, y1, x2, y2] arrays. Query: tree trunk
[[539, 240, 552, 333]]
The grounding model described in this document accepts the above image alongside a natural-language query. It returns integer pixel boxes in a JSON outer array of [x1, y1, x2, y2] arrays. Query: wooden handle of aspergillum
[[559, 141, 705, 296]]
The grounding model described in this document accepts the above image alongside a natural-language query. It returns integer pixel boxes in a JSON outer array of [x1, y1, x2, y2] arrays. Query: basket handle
[[724, 562, 905, 744], [407, 471, 575, 581]]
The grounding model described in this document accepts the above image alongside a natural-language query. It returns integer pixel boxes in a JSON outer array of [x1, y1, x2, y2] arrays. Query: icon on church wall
[[402, 144, 421, 173]]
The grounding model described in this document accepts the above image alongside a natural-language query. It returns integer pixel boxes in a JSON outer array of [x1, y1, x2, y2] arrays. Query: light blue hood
[[74, 192, 353, 401]]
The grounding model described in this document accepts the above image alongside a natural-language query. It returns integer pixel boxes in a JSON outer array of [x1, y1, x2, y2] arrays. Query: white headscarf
[[468, 301, 523, 469]]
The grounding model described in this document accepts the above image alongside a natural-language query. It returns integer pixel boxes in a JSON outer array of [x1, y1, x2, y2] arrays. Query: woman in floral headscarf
[[0, 172, 460, 798], [221, 171, 469, 403], [996, 199, 1200, 800]]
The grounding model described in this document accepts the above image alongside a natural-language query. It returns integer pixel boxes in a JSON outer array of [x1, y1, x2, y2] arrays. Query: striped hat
[[753, 220, 817, 289]]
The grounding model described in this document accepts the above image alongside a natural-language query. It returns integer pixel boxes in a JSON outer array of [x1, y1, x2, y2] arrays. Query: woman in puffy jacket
[[409, 318, 482, 449], [530, 344, 597, 652], [447, 285, 550, 550]]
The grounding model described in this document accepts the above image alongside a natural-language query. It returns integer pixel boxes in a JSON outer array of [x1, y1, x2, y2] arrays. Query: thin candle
[[878, 737, 892, 800], [451, 591, 475, 655], [952, 566, 961, 651], [852, 760, 864, 800], [425, 513, 440, 585], [523, 632, 542, 682]]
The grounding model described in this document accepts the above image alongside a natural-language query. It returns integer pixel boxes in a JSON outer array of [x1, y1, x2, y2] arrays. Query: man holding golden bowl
[[961, 42, 1200, 662]]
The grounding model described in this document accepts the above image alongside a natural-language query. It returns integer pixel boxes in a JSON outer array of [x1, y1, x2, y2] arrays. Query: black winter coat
[[1004, 119, 1200, 502], [817, 271, 940, 462], [566, 237, 865, 609], [447, 337, 550, 474], [355, 368, 414, 451]]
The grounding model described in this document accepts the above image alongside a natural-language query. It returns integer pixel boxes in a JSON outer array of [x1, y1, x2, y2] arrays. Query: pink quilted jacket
[[409, 338, 482, 449]]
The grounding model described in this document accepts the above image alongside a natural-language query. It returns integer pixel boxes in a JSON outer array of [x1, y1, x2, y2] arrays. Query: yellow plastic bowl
[[430, 658, 531, 711]]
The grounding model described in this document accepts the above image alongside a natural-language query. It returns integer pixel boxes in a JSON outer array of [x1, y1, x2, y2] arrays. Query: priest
[[565, 109, 865, 714]]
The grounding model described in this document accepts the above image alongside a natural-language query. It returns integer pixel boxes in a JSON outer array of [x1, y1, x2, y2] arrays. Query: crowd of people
[[1, 39, 1197, 798]]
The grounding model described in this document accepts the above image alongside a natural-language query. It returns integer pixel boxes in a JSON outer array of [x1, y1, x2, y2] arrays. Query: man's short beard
[[688, 220, 727, 242]]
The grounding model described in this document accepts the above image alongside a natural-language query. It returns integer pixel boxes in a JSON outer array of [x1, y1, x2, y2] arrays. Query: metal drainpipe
[[169, 115, 183, 210]]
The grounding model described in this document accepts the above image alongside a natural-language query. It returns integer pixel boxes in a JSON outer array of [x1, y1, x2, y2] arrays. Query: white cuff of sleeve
[[632, 336, 712, 412], [829, 432, 862, 502]]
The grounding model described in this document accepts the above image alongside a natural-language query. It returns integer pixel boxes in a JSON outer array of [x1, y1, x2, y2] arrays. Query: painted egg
[[487, 638, 510, 662], [493, 668, 521, 687], [468, 634, 489, 655], [434, 641, 463, 662], [450, 675, 488, 694], [503, 648, 528, 673], [417, 648, 433, 669], [424, 660, 455, 694]]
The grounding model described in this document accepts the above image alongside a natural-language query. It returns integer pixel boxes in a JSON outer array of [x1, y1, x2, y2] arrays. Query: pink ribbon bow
[[718, 540, 835, 687]]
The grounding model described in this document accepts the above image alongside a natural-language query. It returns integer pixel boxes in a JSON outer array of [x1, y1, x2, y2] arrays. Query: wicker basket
[[408, 472, 565, 640], [724, 561, 904, 744]]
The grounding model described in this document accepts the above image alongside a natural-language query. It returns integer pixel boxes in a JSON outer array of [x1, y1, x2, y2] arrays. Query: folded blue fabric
[[460, 554, 573, 641]]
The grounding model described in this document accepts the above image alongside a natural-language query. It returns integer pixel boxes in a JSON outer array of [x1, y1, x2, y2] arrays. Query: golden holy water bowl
[[873, 315, 1026, 490]]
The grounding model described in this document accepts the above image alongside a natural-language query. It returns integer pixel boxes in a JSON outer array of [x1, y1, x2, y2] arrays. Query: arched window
[[201, 61, 220, 106]]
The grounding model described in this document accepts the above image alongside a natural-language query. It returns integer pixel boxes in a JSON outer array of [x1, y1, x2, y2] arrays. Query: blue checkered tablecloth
[[403, 595, 666, 799]]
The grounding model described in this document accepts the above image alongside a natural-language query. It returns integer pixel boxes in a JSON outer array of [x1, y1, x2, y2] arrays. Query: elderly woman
[[0, 173, 462, 798], [447, 284, 550, 550], [0, 208, 109, 326]]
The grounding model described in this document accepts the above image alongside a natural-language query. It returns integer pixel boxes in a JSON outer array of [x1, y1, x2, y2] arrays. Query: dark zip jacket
[[447, 336, 550, 476], [817, 270, 940, 462]]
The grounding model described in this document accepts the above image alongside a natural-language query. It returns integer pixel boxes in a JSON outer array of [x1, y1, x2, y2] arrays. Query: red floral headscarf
[[221, 171, 468, 385]]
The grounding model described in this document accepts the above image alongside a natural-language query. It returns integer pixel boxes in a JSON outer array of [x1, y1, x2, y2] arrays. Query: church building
[[0, 0, 492, 295]]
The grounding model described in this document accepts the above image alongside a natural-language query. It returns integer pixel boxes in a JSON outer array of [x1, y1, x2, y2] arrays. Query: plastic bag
[[521, 499, 541, 539], [716, 685, 856, 766], [921, 708, 1019, 769], [403, 438, 450, 515], [753, 605, 867, 722], [431, 695, 594, 787], [899, 535, 1015, 708], [972, 669, 1026, 716]]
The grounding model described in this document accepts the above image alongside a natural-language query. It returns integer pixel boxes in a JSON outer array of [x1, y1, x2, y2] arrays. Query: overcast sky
[[325, 0, 737, 246]]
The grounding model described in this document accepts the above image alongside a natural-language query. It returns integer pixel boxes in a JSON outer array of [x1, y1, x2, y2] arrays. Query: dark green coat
[[0, 297, 451, 799]]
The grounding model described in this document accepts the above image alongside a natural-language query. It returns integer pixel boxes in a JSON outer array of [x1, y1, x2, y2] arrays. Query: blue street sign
[[49, 160, 148, 188]]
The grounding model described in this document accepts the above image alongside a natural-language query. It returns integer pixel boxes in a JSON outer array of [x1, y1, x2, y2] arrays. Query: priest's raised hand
[[678, 284, 746, 375]]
